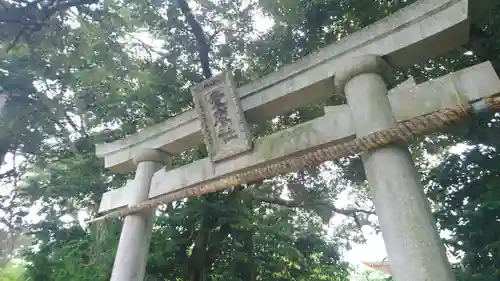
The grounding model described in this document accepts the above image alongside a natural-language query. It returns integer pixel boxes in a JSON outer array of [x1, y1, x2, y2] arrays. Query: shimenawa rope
[[86, 95, 500, 223]]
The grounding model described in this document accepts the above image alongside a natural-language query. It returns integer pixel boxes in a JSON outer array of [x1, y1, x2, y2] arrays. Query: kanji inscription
[[191, 71, 252, 162]]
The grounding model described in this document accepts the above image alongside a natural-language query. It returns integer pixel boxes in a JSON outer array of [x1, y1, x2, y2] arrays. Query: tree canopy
[[0, 0, 499, 281]]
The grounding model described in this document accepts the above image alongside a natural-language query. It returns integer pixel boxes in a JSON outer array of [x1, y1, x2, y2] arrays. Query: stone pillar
[[110, 149, 171, 281], [336, 55, 456, 281]]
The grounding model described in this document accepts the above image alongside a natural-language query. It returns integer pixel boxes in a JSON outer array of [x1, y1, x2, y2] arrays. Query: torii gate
[[89, 1, 500, 281]]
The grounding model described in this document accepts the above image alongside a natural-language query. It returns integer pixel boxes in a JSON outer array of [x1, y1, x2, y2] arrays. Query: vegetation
[[0, 262, 24, 281], [0, 0, 498, 281]]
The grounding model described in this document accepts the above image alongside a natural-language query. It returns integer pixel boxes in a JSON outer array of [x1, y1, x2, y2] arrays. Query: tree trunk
[[176, 0, 212, 79], [186, 214, 212, 281], [466, 25, 500, 74], [236, 227, 256, 281]]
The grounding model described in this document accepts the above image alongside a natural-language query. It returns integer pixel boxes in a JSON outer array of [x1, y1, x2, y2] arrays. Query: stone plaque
[[191, 71, 252, 162]]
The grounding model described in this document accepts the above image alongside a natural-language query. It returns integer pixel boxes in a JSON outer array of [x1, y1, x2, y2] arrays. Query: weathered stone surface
[[388, 77, 417, 97], [95, 110, 201, 173], [326, 76, 416, 114], [109, 149, 169, 281], [389, 61, 500, 121], [148, 106, 353, 199], [191, 71, 252, 162], [98, 180, 133, 213], [97, 62, 500, 214], [343, 61, 455, 281], [95, 0, 478, 173]]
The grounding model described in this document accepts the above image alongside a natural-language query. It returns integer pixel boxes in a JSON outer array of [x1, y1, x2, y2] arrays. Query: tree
[[0, 0, 98, 52], [1, 0, 500, 281], [0, 0, 367, 280]]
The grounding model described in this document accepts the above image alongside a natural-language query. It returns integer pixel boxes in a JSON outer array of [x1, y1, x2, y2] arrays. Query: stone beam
[[97, 61, 500, 214], [98, 180, 134, 213], [96, 0, 477, 173]]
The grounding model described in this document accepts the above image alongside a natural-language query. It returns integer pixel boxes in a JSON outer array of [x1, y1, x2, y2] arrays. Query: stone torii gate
[[89, 1, 500, 281]]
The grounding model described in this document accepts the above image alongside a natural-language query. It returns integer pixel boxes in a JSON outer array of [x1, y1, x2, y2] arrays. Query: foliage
[[0, 0, 365, 280], [0, 0, 499, 281], [0, 262, 25, 281], [425, 113, 500, 281]]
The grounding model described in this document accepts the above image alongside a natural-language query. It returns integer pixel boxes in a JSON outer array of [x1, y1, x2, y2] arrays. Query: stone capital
[[334, 55, 391, 94], [132, 149, 172, 167]]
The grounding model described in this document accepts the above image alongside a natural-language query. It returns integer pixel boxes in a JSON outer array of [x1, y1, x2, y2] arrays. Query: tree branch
[[1, 0, 98, 52], [332, 206, 376, 216], [443, 238, 473, 252], [37, 86, 81, 158], [5, 24, 27, 52], [252, 194, 376, 216], [253, 194, 302, 207], [176, 0, 212, 79], [208, 29, 220, 48], [63, 110, 87, 138], [0, 168, 17, 179]]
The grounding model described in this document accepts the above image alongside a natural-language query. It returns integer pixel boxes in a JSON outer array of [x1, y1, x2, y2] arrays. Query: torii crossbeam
[[90, 1, 500, 281]]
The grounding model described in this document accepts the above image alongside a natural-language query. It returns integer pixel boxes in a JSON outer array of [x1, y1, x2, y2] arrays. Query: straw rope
[[86, 96, 500, 223]]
